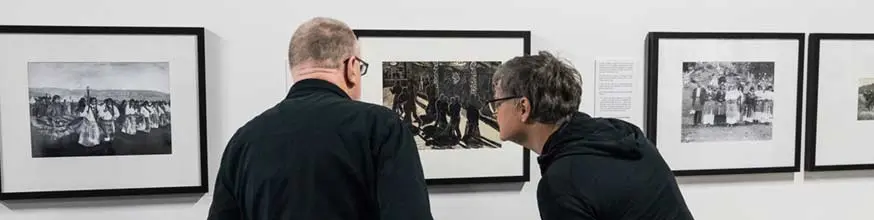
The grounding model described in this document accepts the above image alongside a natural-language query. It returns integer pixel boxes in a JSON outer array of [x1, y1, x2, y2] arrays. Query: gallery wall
[[2, 0, 874, 219]]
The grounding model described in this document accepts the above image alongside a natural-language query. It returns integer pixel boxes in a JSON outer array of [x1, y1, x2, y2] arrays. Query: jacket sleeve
[[374, 117, 434, 220], [539, 195, 597, 220], [207, 140, 243, 220]]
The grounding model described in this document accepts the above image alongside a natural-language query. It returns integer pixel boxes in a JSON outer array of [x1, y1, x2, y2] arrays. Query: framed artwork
[[644, 32, 804, 176], [0, 25, 208, 199], [805, 33, 874, 171], [353, 29, 530, 185]]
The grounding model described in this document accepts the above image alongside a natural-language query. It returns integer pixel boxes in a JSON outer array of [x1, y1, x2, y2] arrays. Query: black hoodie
[[536, 112, 694, 220]]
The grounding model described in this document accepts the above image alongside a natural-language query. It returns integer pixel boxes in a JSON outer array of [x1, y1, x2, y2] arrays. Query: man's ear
[[519, 97, 531, 123], [343, 57, 359, 86]]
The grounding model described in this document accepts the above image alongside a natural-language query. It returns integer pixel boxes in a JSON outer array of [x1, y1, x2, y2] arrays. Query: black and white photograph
[[382, 61, 502, 150], [681, 61, 775, 143], [0, 25, 206, 200], [805, 34, 874, 172], [860, 77, 874, 121], [356, 29, 530, 185], [28, 62, 172, 157], [646, 32, 803, 176]]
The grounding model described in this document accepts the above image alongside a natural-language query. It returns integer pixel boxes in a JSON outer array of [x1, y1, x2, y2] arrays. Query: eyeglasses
[[345, 56, 369, 76], [485, 96, 522, 114]]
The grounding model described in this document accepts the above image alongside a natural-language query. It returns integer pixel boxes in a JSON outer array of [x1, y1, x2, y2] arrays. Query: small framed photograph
[[0, 25, 208, 200], [805, 33, 874, 171], [352, 29, 531, 185], [644, 32, 804, 176]]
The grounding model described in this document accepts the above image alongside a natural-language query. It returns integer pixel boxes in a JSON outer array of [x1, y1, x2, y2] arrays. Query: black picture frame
[[353, 29, 531, 185], [644, 32, 804, 176], [805, 33, 874, 172], [0, 25, 208, 200]]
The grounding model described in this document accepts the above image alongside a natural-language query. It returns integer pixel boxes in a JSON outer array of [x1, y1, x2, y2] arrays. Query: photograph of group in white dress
[[860, 77, 874, 121], [681, 61, 775, 143], [382, 61, 502, 150], [28, 62, 172, 157]]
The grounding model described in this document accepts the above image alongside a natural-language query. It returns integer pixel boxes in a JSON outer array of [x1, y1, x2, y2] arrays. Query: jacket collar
[[535, 111, 646, 173], [285, 79, 351, 100], [536, 112, 591, 172], [540, 112, 591, 153]]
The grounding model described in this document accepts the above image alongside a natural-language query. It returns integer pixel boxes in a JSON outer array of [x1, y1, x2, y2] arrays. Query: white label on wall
[[594, 58, 636, 121]]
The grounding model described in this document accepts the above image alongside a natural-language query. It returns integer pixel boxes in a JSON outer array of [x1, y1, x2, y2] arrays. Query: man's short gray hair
[[492, 51, 582, 124], [288, 17, 358, 69]]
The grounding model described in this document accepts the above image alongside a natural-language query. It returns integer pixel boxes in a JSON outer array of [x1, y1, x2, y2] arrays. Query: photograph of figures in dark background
[[28, 62, 172, 158], [681, 61, 775, 143], [383, 61, 502, 150], [860, 78, 874, 121]]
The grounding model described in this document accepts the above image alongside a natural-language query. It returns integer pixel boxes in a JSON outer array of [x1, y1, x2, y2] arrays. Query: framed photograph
[[644, 32, 804, 176], [353, 29, 530, 185], [0, 25, 207, 199], [806, 33, 874, 171]]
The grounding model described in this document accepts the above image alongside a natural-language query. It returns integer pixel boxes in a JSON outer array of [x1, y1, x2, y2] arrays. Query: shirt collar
[[285, 79, 351, 100]]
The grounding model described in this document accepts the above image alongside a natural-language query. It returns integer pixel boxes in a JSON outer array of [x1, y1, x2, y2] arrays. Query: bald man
[[208, 17, 433, 220]]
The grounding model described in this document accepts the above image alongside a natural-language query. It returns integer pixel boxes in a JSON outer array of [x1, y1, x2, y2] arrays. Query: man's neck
[[523, 122, 562, 154], [291, 66, 348, 92]]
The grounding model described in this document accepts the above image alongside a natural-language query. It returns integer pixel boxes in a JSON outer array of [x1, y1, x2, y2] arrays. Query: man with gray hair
[[488, 51, 693, 220], [208, 17, 433, 220]]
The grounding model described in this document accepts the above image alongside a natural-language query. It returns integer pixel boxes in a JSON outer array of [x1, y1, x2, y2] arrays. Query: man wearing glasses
[[208, 17, 433, 220], [488, 51, 693, 220]]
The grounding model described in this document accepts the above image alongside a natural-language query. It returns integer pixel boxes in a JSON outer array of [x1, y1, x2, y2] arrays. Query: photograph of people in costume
[[681, 61, 775, 143], [28, 62, 172, 157]]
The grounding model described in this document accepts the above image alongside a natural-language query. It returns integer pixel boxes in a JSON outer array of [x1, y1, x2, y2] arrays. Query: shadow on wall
[[676, 172, 795, 185], [203, 29, 225, 192], [804, 170, 874, 181], [676, 169, 874, 185], [428, 182, 526, 194], [1, 193, 203, 210]]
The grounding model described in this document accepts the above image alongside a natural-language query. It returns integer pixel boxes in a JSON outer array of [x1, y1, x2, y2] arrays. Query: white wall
[[2, 0, 874, 219]]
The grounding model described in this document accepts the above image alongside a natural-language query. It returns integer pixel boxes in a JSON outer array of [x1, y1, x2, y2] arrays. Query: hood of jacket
[[537, 112, 648, 173]]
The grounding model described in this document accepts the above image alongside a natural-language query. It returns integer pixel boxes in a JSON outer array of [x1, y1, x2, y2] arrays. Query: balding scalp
[[288, 17, 358, 69]]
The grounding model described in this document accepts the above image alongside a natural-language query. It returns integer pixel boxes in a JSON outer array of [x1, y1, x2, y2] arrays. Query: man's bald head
[[288, 17, 359, 70]]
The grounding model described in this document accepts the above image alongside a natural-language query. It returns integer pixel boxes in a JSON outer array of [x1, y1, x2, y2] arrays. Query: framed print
[[644, 32, 804, 176], [352, 29, 530, 185], [0, 25, 208, 200], [805, 33, 874, 171]]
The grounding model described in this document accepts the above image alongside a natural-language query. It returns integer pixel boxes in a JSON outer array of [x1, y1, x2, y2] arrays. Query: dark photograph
[[860, 78, 874, 121], [28, 62, 172, 157], [681, 61, 775, 143], [382, 61, 502, 150]]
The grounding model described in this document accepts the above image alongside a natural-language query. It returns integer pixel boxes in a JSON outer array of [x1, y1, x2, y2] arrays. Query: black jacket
[[536, 112, 694, 220], [207, 79, 433, 220]]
